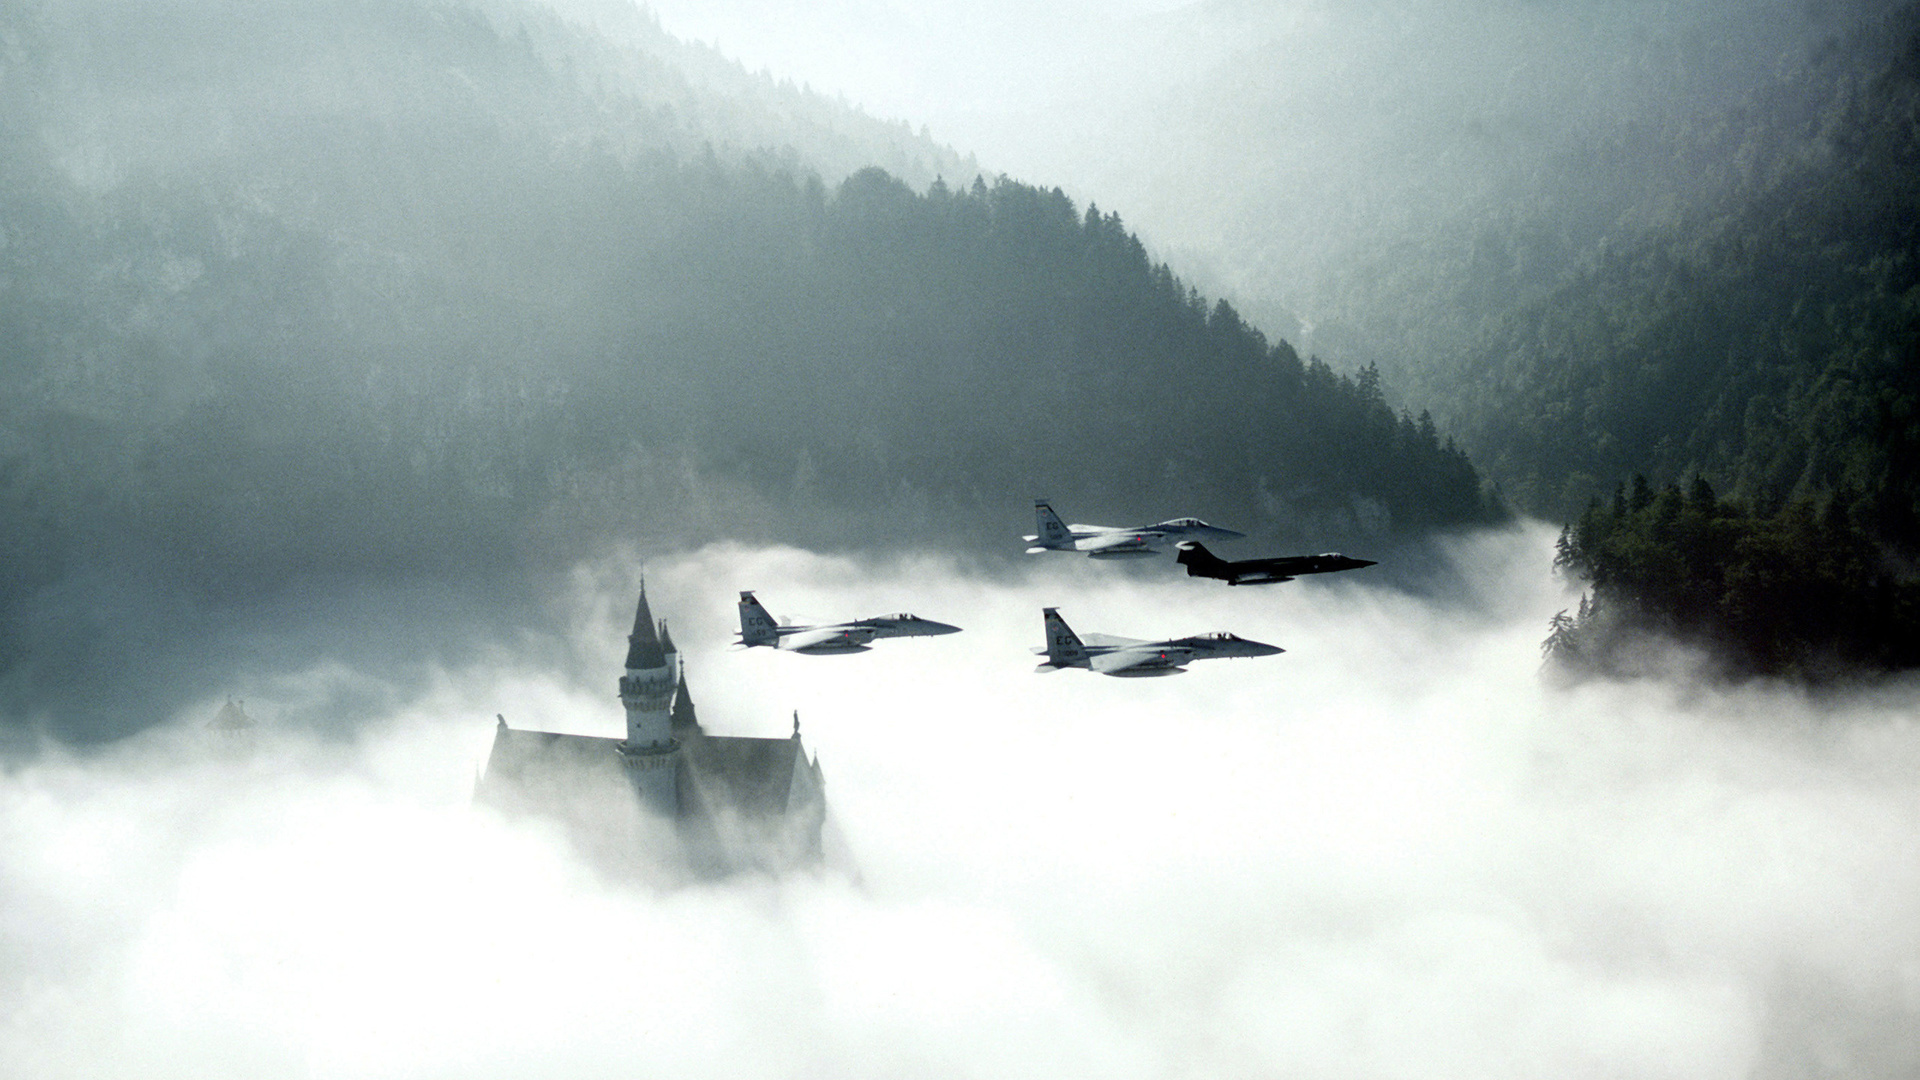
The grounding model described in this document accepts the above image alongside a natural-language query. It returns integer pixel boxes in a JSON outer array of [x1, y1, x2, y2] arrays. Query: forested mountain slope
[[1024, 0, 1890, 393], [1545, 477, 1920, 681], [0, 0, 1493, 739], [1448, 3, 1920, 680], [1452, 3, 1920, 535]]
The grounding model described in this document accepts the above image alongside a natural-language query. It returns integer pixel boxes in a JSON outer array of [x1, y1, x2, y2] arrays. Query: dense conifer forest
[[1416, 2, 1920, 680], [1546, 477, 1920, 679], [1448, 5, 1919, 525]]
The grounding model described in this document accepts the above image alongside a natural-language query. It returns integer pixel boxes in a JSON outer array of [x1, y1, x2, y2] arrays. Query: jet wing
[[781, 625, 876, 651], [1080, 632, 1148, 648], [1089, 644, 1191, 675], [1078, 531, 1161, 554], [1023, 527, 1114, 542]]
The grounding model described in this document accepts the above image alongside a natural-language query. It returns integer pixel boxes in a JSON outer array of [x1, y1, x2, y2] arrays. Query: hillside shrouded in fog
[[0, 0, 1499, 741], [602, 0, 1920, 681], [8, 0, 1917, 728], [650, 0, 1918, 518]]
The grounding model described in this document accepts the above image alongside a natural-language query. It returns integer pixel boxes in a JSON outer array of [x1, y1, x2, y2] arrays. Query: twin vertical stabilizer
[[1033, 607, 1091, 671], [737, 591, 781, 647], [1025, 499, 1075, 552]]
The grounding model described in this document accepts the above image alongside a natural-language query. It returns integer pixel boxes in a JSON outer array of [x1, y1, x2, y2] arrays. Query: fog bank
[[3, 526, 1917, 1077]]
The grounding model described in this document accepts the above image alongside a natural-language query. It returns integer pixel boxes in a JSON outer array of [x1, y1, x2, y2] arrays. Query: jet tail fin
[[737, 591, 780, 647], [1175, 541, 1229, 578], [1027, 498, 1074, 551], [1036, 607, 1091, 671]]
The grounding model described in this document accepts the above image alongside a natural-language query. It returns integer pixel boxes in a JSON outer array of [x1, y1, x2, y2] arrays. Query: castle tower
[[205, 698, 256, 758], [617, 583, 680, 815]]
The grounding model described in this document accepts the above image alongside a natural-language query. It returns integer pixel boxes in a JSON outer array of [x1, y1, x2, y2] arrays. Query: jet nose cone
[[1248, 641, 1285, 656], [1353, 558, 1378, 568], [1212, 527, 1247, 540], [920, 619, 962, 635]]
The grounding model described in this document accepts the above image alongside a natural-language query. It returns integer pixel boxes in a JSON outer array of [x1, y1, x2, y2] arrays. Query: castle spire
[[624, 584, 666, 671], [670, 657, 700, 734]]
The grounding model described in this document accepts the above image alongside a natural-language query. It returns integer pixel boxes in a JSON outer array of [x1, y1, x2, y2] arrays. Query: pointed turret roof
[[624, 586, 667, 670], [659, 621, 676, 655], [207, 698, 253, 731], [671, 659, 700, 733]]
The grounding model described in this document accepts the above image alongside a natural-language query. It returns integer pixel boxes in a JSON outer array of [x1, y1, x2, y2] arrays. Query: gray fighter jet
[[1176, 541, 1377, 585], [1031, 607, 1282, 676], [1023, 498, 1245, 558], [737, 591, 961, 654]]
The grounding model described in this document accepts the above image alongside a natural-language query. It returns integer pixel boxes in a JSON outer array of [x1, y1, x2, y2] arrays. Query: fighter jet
[[1023, 498, 1244, 558], [736, 591, 961, 654], [1176, 541, 1377, 585], [1031, 607, 1282, 676]]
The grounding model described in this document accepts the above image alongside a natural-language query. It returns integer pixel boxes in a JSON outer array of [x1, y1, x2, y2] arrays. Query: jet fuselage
[[1024, 500, 1245, 558], [737, 592, 961, 654], [1176, 541, 1376, 585], [1032, 608, 1282, 676]]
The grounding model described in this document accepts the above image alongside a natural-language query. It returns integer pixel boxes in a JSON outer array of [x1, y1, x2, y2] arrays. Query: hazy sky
[[630, 0, 1214, 184], [6, 528, 1917, 1077], [620, 0, 1867, 338], [623, 0, 1842, 181], [635, 0, 1188, 114]]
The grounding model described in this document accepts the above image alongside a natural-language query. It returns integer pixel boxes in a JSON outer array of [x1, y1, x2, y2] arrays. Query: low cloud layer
[[4, 526, 1918, 1078]]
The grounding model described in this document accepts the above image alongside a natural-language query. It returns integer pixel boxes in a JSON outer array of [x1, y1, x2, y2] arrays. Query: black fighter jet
[[1175, 541, 1376, 585]]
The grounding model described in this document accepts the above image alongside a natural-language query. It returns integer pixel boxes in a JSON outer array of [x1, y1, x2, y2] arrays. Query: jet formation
[[1023, 499, 1243, 558], [729, 501, 1371, 675], [1032, 607, 1282, 676], [736, 591, 961, 654], [1175, 541, 1376, 586], [1016, 500, 1378, 674]]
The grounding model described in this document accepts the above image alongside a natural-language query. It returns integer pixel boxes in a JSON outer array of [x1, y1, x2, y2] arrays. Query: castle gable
[[476, 725, 626, 807], [474, 720, 669, 870], [684, 735, 804, 817]]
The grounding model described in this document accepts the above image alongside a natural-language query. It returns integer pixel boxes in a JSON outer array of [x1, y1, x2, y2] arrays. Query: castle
[[476, 587, 827, 876]]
